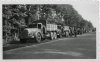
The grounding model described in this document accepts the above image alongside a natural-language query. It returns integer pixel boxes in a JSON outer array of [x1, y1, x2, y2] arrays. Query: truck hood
[[25, 28, 41, 34]]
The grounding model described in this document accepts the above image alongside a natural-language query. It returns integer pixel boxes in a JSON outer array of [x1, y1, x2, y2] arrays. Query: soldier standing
[[74, 27, 77, 37]]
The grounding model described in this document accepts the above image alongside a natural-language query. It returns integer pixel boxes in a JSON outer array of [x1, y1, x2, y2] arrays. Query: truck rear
[[45, 24, 58, 40]]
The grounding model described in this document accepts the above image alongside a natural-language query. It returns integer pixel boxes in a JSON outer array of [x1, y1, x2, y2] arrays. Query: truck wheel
[[54, 32, 57, 39], [35, 33, 41, 43], [50, 32, 54, 40]]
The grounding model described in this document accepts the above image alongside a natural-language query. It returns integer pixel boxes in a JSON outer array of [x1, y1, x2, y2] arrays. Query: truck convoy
[[19, 20, 70, 43]]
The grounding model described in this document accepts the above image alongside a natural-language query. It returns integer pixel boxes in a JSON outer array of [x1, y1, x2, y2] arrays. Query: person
[[74, 27, 77, 37], [69, 27, 73, 37]]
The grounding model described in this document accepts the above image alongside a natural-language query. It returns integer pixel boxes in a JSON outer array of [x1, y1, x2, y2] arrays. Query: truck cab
[[19, 23, 44, 43]]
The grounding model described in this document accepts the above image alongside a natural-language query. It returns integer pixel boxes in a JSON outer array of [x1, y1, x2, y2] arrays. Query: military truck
[[19, 20, 58, 43], [56, 25, 63, 38], [69, 26, 77, 37], [62, 26, 70, 37], [56, 25, 70, 38]]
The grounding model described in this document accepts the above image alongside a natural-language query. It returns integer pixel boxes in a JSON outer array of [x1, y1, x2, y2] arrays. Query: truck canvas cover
[[46, 24, 57, 31]]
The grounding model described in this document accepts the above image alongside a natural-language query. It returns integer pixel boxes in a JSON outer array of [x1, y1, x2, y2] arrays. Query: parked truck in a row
[[19, 20, 70, 43]]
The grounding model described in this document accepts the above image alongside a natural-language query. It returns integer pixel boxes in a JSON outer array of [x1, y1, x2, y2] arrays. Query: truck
[[56, 25, 63, 38], [19, 20, 58, 43], [63, 26, 70, 37], [56, 25, 70, 38], [69, 26, 77, 37]]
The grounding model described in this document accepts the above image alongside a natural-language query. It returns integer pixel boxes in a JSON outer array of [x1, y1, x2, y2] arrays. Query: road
[[3, 32, 96, 59]]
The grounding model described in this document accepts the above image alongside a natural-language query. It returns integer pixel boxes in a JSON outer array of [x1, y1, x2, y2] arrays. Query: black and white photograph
[[1, 0, 99, 61]]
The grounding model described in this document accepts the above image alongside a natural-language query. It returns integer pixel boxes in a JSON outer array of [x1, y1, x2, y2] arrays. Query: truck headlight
[[28, 33, 34, 38]]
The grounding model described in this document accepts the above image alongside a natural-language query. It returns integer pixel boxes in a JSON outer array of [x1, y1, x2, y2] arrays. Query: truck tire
[[50, 32, 54, 40], [35, 33, 41, 43], [54, 32, 57, 39]]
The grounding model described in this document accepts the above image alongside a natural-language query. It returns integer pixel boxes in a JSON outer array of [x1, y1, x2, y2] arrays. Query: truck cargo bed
[[46, 24, 57, 31]]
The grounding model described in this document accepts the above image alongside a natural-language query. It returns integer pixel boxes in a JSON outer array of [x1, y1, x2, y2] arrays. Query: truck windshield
[[28, 24, 37, 28]]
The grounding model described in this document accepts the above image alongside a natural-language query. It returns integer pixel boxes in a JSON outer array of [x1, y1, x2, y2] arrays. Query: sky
[[65, 0, 99, 28]]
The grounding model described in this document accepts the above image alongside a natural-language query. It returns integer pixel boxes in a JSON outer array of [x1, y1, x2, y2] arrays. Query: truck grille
[[20, 30, 28, 38]]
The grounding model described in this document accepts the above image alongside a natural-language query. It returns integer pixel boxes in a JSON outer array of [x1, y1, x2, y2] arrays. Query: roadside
[[3, 39, 49, 51]]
